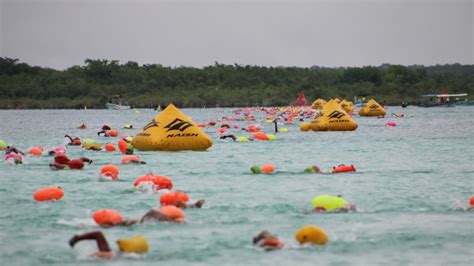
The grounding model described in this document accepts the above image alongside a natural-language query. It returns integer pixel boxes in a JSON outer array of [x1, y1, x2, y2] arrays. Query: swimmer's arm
[[140, 209, 169, 223], [69, 231, 111, 252]]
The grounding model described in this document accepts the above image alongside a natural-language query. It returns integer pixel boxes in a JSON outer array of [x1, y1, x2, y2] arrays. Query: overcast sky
[[1, 0, 472, 69]]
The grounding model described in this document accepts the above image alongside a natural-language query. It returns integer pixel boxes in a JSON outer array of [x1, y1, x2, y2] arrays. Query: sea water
[[0, 107, 473, 265]]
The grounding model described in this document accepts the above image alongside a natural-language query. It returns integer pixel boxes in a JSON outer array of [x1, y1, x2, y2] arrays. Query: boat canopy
[[422, 93, 468, 98]]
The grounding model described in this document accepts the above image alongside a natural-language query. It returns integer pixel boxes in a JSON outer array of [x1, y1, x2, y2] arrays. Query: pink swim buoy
[[386, 121, 397, 127]]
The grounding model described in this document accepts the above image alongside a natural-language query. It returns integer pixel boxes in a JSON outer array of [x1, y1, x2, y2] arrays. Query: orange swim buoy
[[105, 143, 116, 152], [197, 124, 206, 128], [332, 165, 356, 174], [33, 187, 64, 202], [29, 147, 43, 156], [253, 132, 269, 141], [261, 164, 275, 173], [118, 139, 128, 154], [159, 206, 185, 221], [134, 174, 173, 190], [100, 164, 119, 179], [260, 238, 283, 249], [160, 191, 189, 207], [92, 209, 123, 225], [121, 155, 140, 164], [208, 121, 216, 126], [470, 195, 474, 207], [108, 130, 119, 137]]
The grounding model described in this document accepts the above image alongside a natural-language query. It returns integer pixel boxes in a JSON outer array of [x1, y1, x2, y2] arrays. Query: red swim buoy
[[208, 121, 216, 126], [105, 143, 116, 152], [197, 124, 206, 128], [55, 154, 70, 165], [68, 159, 84, 170], [92, 209, 123, 225], [332, 165, 356, 174], [33, 187, 64, 202], [470, 196, 474, 207], [118, 139, 128, 154]]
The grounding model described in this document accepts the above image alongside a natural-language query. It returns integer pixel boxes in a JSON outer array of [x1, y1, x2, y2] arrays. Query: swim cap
[[295, 225, 328, 245]]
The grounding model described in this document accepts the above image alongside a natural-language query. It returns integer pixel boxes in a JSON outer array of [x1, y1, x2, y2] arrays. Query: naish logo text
[[369, 104, 379, 109], [143, 120, 159, 131], [166, 133, 199, 138], [165, 118, 193, 132], [327, 111, 345, 119]]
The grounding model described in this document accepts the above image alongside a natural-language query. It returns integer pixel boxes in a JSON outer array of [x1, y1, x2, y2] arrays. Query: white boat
[[105, 95, 131, 110], [106, 103, 131, 110]]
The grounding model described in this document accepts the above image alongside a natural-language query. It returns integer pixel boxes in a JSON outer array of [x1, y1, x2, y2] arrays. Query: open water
[[0, 106, 473, 265]]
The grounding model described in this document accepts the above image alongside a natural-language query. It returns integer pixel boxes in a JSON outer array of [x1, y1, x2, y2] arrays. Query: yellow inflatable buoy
[[117, 235, 149, 253], [359, 99, 385, 116], [312, 100, 358, 131], [340, 99, 354, 113], [280, 127, 288, 132], [132, 103, 212, 151], [295, 225, 329, 245], [311, 195, 348, 211], [300, 123, 311, 131], [311, 98, 327, 110]]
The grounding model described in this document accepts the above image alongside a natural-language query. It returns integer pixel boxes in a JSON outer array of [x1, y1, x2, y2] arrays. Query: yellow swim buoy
[[117, 235, 149, 253], [300, 123, 311, 132], [359, 99, 385, 116], [295, 225, 329, 245], [311, 195, 348, 211], [132, 103, 212, 151]]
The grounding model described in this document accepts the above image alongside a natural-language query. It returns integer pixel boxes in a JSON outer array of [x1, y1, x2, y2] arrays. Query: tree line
[[0, 57, 472, 109]]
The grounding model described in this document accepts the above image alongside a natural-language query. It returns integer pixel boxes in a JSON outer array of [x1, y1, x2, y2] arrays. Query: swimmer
[[69, 231, 114, 260], [304, 165, 324, 174], [173, 199, 205, 209], [64, 135, 81, 146], [219, 134, 237, 142], [78, 123, 87, 129], [252, 230, 284, 250], [100, 209, 186, 227], [97, 130, 110, 137], [3, 146, 25, 155], [49, 156, 93, 170]]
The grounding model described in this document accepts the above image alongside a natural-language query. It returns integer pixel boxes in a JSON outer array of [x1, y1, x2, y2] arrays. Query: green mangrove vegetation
[[0, 57, 472, 109]]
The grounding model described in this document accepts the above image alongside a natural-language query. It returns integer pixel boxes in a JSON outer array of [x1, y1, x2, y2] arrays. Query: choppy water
[[0, 107, 473, 265]]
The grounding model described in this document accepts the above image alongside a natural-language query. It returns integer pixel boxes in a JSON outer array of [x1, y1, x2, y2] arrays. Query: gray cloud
[[1, 0, 472, 69]]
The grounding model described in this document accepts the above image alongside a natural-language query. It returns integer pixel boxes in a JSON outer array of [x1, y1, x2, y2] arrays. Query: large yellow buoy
[[295, 225, 329, 245], [117, 235, 149, 253], [311, 98, 327, 110], [132, 103, 212, 151], [359, 99, 385, 116], [340, 99, 354, 113], [300, 122, 311, 131], [312, 100, 358, 131]]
